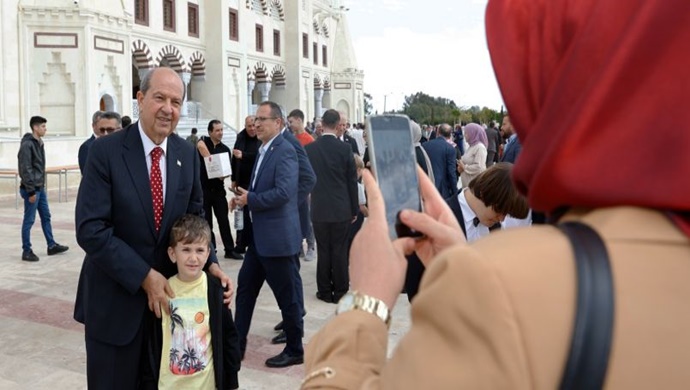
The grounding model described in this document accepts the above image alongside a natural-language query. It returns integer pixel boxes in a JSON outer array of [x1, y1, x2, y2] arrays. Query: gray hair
[[99, 111, 122, 125], [91, 111, 104, 126]]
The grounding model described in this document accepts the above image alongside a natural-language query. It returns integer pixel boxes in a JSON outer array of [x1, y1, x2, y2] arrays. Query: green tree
[[363, 93, 373, 116]]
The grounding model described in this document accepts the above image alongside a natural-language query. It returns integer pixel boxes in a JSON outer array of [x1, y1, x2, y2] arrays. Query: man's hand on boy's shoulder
[[208, 263, 235, 306]]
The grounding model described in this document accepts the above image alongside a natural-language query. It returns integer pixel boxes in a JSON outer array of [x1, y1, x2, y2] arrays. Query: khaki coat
[[303, 207, 690, 389]]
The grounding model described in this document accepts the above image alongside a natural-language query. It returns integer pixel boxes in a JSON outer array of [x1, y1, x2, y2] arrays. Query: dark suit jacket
[[501, 136, 522, 164], [231, 128, 260, 190], [306, 135, 358, 223], [343, 134, 360, 155], [247, 134, 301, 257], [78, 134, 96, 174], [282, 129, 316, 204], [74, 122, 214, 346], [422, 138, 458, 199]]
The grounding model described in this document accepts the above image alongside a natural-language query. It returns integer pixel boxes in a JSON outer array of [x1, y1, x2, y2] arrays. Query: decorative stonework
[[323, 78, 331, 91], [270, 0, 285, 21], [131, 40, 153, 69], [253, 62, 269, 83], [313, 74, 322, 90], [94, 36, 124, 54], [39, 52, 75, 135], [155, 45, 186, 73], [34, 32, 78, 48], [188, 51, 206, 78], [271, 65, 286, 87]]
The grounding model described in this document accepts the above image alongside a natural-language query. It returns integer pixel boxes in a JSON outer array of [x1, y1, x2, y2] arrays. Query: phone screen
[[367, 115, 422, 240]]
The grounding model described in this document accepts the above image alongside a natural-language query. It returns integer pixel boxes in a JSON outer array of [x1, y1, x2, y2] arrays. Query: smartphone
[[366, 115, 423, 240]]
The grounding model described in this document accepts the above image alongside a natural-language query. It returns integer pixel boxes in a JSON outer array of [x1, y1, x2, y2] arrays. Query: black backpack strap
[[558, 221, 615, 390]]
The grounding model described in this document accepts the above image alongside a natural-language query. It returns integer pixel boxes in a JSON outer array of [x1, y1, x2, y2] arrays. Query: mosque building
[[0, 0, 364, 170]]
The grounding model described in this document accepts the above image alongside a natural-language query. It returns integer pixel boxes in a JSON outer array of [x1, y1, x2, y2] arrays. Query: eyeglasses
[[99, 127, 121, 134], [254, 116, 277, 123]]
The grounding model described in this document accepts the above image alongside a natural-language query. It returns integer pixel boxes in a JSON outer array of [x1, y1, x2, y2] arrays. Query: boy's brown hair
[[468, 163, 529, 218], [169, 214, 212, 247]]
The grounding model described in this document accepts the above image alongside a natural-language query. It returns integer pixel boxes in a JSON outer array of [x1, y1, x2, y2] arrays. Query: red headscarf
[[486, 0, 690, 236]]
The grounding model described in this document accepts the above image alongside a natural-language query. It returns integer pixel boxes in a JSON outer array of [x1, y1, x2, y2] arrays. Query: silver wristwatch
[[336, 291, 391, 328]]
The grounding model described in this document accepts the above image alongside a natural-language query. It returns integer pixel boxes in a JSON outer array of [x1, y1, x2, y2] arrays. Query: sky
[[341, 0, 504, 114]]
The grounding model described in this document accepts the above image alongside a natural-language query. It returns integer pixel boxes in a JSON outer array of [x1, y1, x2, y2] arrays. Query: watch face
[[336, 293, 354, 314]]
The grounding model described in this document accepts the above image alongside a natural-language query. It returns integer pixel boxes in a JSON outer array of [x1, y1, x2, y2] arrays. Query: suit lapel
[[122, 124, 157, 237], [251, 135, 282, 189]]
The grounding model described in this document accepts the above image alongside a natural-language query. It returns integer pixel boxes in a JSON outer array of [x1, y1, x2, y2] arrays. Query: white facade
[[0, 0, 364, 169]]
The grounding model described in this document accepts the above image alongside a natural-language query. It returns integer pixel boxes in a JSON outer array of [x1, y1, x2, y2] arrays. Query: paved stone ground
[[0, 186, 411, 389]]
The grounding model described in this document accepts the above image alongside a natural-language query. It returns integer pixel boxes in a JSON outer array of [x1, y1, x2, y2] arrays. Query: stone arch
[[270, 0, 285, 21], [313, 19, 321, 35], [253, 62, 269, 83], [155, 45, 186, 72], [313, 74, 322, 90], [322, 23, 330, 38], [270, 65, 286, 88], [249, 0, 268, 14], [131, 39, 154, 70], [323, 78, 331, 92], [247, 65, 254, 82], [188, 51, 205, 78], [336, 99, 350, 120]]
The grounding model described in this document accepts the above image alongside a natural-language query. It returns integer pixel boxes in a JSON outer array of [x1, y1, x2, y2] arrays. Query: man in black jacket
[[231, 115, 259, 253], [17, 115, 69, 262], [306, 110, 359, 303]]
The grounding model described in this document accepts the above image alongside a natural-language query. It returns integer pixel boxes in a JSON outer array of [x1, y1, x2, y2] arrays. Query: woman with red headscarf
[[302, 0, 690, 388]]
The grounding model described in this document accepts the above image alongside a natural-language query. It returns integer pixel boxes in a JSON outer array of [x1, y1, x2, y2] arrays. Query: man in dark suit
[[78, 111, 122, 173], [306, 109, 359, 304], [501, 115, 522, 163], [422, 123, 458, 198], [231, 115, 260, 254], [336, 111, 360, 155], [74, 67, 232, 389], [485, 121, 501, 166], [231, 101, 304, 368]]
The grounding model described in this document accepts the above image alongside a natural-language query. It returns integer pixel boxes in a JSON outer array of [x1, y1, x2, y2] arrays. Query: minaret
[[329, 10, 365, 123]]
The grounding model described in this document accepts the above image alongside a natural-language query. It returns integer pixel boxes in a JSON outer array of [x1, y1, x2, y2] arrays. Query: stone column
[[314, 88, 324, 118], [180, 71, 192, 117], [257, 82, 271, 104], [247, 79, 256, 115]]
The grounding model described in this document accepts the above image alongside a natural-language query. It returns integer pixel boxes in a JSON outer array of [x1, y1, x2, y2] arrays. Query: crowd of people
[[13, 0, 690, 388]]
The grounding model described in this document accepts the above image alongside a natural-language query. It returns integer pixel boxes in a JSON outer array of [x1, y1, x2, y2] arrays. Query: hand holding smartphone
[[366, 115, 424, 240]]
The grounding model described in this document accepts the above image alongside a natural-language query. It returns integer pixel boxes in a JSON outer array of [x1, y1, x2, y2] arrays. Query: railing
[[130, 100, 235, 133]]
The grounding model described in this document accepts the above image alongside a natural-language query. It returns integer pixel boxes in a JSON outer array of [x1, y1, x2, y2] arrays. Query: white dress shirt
[[457, 188, 490, 243]]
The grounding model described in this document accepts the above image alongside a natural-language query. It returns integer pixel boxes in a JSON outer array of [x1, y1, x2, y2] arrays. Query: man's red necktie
[[150, 147, 164, 231]]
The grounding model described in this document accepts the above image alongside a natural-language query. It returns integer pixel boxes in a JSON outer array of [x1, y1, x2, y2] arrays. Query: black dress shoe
[[47, 243, 69, 256], [265, 352, 303, 368], [316, 291, 333, 303], [271, 331, 287, 344], [233, 246, 246, 254], [274, 320, 284, 331], [224, 251, 244, 260]]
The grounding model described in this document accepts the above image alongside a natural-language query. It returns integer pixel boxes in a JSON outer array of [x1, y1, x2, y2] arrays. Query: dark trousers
[[85, 319, 145, 389], [312, 220, 351, 301], [234, 242, 304, 357], [203, 188, 235, 253]]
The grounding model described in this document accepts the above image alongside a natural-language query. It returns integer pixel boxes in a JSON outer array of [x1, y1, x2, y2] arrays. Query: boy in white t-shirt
[[144, 214, 240, 390]]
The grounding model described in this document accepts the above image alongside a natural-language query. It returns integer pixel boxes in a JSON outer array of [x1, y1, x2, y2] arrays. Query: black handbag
[[558, 222, 615, 390]]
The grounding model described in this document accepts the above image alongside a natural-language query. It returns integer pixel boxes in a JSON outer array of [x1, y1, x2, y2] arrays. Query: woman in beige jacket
[[302, 0, 690, 388]]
